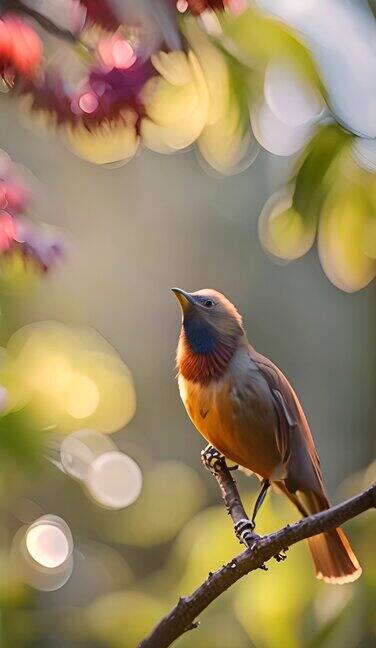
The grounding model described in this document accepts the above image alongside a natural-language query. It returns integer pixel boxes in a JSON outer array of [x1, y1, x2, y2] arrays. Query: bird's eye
[[204, 299, 214, 308]]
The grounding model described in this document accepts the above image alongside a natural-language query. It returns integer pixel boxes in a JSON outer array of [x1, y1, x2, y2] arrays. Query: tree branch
[[203, 454, 260, 547], [138, 481, 376, 648]]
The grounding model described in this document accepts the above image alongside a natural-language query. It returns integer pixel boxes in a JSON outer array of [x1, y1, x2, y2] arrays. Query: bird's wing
[[250, 347, 324, 495]]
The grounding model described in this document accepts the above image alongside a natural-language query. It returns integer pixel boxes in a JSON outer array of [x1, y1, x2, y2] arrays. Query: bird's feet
[[274, 548, 288, 563], [201, 444, 225, 474], [234, 518, 258, 547]]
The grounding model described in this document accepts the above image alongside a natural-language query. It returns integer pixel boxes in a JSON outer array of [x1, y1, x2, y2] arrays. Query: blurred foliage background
[[0, 1, 375, 647]]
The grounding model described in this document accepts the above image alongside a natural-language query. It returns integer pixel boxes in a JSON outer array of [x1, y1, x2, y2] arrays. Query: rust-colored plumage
[[172, 287, 361, 584], [178, 328, 239, 384]]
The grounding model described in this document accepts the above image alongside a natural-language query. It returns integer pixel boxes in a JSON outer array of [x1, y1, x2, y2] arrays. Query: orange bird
[[172, 287, 361, 584]]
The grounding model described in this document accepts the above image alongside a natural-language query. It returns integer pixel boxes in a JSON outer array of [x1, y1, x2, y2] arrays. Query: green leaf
[[223, 8, 323, 91], [0, 408, 41, 472], [293, 125, 352, 223]]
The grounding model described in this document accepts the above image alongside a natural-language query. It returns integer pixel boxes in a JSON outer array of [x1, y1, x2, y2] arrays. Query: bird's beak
[[171, 287, 195, 314]]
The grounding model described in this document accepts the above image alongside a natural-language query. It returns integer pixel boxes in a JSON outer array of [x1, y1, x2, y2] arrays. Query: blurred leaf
[[223, 8, 322, 91], [259, 123, 376, 293], [293, 125, 351, 223], [0, 408, 41, 472], [141, 49, 209, 153], [259, 183, 316, 260], [224, 50, 253, 134], [182, 17, 257, 175], [318, 185, 376, 292]]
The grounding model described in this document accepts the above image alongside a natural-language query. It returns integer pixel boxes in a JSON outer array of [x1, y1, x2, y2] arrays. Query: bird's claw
[[234, 518, 257, 546], [274, 547, 288, 563], [201, 445, 225, 474]]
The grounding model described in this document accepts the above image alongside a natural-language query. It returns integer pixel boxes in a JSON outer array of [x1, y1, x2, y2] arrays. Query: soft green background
[[0, 94, 374, 647]]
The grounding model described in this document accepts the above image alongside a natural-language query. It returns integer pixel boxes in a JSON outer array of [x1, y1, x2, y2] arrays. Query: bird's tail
[[307, 526, 361, 584], [278, 485, 362, 584]]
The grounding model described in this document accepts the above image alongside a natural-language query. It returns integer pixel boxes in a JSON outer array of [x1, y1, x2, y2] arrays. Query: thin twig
[[203, 454, 259, 547], [207, 456, 250, 530], [138, 483, 376, 648]]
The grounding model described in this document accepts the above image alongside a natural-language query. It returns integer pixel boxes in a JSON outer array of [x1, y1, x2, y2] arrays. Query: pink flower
[[0, 180, 28, 214], [0, 211, 17, 253]]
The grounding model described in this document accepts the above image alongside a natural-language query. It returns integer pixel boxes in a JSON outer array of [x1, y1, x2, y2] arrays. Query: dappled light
[[3, 320, 136, 432], [0, 1, 374, 647]]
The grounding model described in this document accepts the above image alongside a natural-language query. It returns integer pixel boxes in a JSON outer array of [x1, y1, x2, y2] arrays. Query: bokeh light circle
[[176, 0, 189, 12], [4, 321, 137, 433], [86, 451, 142, 509], [98, 37, 137, 71], [78, 92, 99, 114], [25, 515, 73, 569], [112, 41, 136, 69]]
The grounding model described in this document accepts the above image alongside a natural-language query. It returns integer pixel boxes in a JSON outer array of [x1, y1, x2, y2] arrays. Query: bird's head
[[172, 287, 244, 383]]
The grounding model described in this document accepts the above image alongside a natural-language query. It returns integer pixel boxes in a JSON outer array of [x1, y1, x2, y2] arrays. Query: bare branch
[[138, 482, 376, 648], [204, 455, 258, 545]]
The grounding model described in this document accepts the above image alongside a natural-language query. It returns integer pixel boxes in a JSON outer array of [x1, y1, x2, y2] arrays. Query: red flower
[[0, 15, 43, 77]]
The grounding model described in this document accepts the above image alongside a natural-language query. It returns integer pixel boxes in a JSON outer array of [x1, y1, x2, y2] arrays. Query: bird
[[172, 286, 361, 584]]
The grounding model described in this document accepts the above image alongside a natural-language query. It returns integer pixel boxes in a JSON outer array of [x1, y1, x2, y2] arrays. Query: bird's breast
[[178, 346, 283, 478]]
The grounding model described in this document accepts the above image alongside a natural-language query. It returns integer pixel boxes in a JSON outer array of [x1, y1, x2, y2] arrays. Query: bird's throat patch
[[178, 330, 237, 384], [183, 317, 218, 355]]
